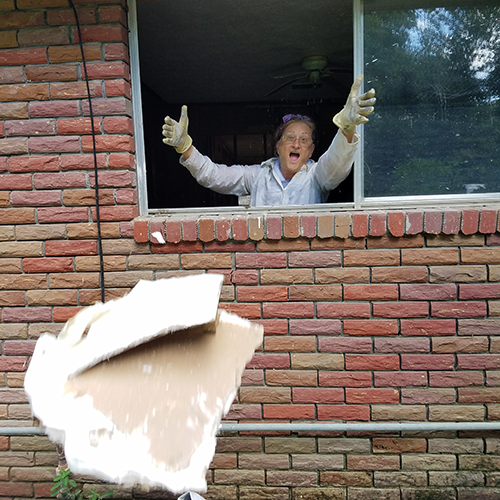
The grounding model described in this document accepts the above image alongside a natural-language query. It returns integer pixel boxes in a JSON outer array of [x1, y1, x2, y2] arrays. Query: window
[[128, 0, 500, 215], [363, 0, 500, 204]]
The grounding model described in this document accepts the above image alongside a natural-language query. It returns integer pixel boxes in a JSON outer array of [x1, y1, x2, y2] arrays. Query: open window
[[129, 0, 500, 214], [130, 0, 355, 212]]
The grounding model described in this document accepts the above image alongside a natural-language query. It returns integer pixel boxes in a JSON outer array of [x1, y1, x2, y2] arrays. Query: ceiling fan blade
[[271, 70, 308, 80], [264, 76, 306, 97]]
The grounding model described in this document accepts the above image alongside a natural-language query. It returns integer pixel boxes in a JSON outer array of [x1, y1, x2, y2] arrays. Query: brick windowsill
[[133, 208, 500, 245]]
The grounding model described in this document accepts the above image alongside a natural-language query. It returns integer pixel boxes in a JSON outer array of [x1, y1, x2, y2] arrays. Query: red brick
[[236, 253, 286, 269], [289, 251, 340, 268], [0, 356, 28, 371], [74, 24, 128, 44], [300, 215, 316, 239], [401, 319, 456, 336], [344, 320, 398, 336], [34, 172, 86, 189], [401, 354, 455, 370], [406, 211, 423, 235], [11, 190, 61, 207], [373, 302, 428, 318], [317, 303, 370, 319], [462, 209, 480, 235], [433, 336, 488, 353], [60, 153, 107, 171], [319, 371, 372, 387], [401, 388, 456, 404], [480, 210, 498, 234], [247, 353, 289, 369], [292, 388, 344, 404], [266, 215, 282, 239], [57, 117, 101, 135], [374, 371, 427, 387], [400, 284, 456, 301], [442, 211, 461, 234], [424, 211, 443, 234], [29, 100, 80, 117], [460, 284, 500, 300], [346, 388, 399, 404], [431, 302, 487, 318], [53, 306, 84, 323], [263, 404, 315, 420], [374, 337, 429, 353], [344, 284, 398, 301], [352, 213, 368, 238], [3, 307, 51, 323], [0, 173, 32, 190], [388, 212, 405, 237], [458, 355, 500, 370], [369, 213, 386, 236], [263, 302, 314, 318], [371, 267, 428, 283], [23, 257, 73, 273], [318, 405, 370, 421], [345, 355, 399, 371], [45, 240, 97, 256], [218, 303, 261, 319]]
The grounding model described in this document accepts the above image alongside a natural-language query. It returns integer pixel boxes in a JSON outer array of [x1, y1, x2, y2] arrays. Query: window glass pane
[[363, 0, 500, 197], [136, 0, 354, 210]]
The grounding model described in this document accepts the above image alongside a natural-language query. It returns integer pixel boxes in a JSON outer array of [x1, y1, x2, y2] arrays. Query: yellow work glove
[[162, 105, 193, 154], [333, 74, 376, 135]]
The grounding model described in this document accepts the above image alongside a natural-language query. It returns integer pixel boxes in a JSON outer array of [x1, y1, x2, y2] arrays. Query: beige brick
[[371, 405, 426, 421], [430, 265, 487, 283], [74, 255, 127, 272], [49, 272, 100, 288], [291, 487, 343, 500], [0, 259, 22, 273], [318, 438, 371, 454], [128, 254, 179, 270], [429, 438, 483, 454], [0, 241, 43, 257], [10, 436, 56, 452], [291, 353, 343, 370], [16, 224, 66, 241], [265, 437, 316, 454], [428, 470, 484, 486], [27, 289, 78, 306], [402, 454, 456, 470], [374, 471, 427, 487], [261, 269, 313, 285], [429, 405, 485, 421], [426, 234, 484, 246], [181, 253, 232, 269], [0, 324, 28, 340], [103, 271, 154, 287], [315, 268, 370, 284]]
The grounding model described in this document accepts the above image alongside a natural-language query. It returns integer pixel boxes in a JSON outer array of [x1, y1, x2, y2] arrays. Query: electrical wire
[[68, 0, 105, 303]]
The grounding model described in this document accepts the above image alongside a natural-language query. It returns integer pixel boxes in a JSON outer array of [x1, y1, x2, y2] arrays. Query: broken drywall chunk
[[24, 274, 263, 494]]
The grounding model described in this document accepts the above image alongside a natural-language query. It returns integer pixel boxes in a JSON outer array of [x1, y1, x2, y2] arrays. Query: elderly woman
[[162, 75, 375, 206]]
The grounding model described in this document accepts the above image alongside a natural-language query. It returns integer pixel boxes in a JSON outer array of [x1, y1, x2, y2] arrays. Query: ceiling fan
[[265, 55, 351, 97]]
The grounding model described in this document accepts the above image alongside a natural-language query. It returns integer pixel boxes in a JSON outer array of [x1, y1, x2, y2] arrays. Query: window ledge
[[134, 207, 500, 244]]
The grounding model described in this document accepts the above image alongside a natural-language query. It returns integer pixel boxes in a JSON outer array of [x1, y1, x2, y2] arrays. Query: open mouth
[[289, 152, 300, 163]]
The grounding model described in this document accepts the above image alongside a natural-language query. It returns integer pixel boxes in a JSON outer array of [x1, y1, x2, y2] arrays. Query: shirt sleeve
[[180, 147, 260, 196], [313, 129, 359, 191]]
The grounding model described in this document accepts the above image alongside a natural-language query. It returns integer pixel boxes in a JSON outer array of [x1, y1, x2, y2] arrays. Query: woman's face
[[276, 122, 315, 180]]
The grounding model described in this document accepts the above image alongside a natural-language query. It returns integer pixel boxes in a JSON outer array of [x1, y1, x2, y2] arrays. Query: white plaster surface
[[24, 274, 263, 494]]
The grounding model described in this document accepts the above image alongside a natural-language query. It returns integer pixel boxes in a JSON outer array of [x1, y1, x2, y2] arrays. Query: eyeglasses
[[282, 113, 311, 124], [282, 135, 312, 145]]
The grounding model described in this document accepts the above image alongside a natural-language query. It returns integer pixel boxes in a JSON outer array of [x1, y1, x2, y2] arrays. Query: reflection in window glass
[[363, 1, 500, 198]]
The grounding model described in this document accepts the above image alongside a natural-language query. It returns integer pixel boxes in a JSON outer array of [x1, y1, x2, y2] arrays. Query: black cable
[[68, 0, 105, 303]]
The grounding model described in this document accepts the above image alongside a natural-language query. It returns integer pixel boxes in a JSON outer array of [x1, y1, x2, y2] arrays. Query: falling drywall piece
[[24, 274, 263, 495]]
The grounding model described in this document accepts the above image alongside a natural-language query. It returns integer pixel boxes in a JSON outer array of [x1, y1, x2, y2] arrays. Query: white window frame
[[128, 0, 500, 216]]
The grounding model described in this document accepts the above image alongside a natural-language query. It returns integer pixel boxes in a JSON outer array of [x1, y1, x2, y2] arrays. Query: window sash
[[128, 0, 500, 216]]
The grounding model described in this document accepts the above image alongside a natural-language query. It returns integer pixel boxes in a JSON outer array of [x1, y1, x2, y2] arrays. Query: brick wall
[[2, 0, 500, 499]]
